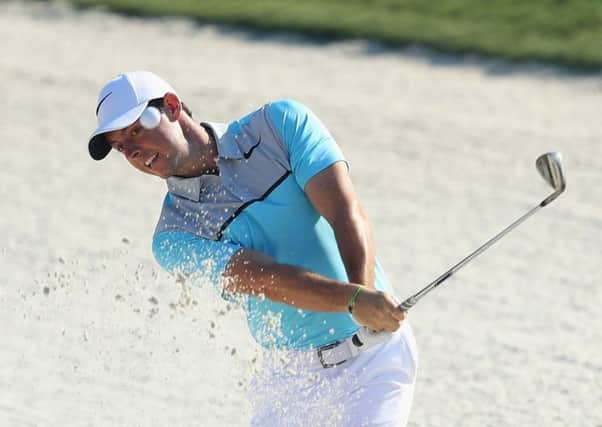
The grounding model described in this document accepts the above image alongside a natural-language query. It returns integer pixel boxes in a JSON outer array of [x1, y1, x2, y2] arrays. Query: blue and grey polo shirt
[[152, 99, 395, 350]]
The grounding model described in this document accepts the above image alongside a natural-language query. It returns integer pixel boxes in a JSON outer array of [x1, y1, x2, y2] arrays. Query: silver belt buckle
[[317, 341, 347, 369]]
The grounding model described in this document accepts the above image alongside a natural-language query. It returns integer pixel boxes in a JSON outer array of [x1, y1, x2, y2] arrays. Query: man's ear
[[163, 92, 182, 121]]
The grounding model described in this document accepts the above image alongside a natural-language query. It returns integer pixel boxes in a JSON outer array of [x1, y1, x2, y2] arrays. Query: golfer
[[89, 71, 418, 426]]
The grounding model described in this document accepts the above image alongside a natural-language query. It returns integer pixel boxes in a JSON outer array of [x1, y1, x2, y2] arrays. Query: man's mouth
[[145, 153, 158, 168]]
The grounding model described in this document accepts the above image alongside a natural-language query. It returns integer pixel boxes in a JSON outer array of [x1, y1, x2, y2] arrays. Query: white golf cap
[[88, 70, 176, 160]]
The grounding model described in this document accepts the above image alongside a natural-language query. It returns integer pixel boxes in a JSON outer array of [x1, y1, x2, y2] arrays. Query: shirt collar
[[208, 121, 249, 160], [166, 175, 202, 200]]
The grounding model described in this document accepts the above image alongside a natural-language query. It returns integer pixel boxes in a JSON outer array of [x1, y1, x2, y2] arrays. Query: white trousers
[[249, 323, 418, 427]]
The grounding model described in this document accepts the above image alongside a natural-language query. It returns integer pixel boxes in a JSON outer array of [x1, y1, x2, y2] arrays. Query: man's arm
[[154, 230, 404, 331], [265, 100, 375, 287], [223, 248, 404, 332], [304, 162, 376, 289]]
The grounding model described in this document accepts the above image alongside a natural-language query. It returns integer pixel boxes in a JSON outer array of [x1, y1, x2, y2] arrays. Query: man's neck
[[175, 116, 219, 177]]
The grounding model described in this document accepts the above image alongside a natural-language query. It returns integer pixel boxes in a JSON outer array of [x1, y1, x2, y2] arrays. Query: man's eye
[[131, 127, 140, 137]]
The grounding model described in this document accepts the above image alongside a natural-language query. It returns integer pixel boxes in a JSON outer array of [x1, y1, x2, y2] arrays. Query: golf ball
[[140, 106, 161, 129]]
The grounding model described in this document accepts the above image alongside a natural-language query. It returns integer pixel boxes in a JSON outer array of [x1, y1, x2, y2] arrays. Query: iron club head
[[536, 152, 566, 206]]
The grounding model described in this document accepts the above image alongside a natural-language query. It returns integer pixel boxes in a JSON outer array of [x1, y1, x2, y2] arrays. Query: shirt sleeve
[[152, 230, 242, 299], [266, 99, 347, 190]]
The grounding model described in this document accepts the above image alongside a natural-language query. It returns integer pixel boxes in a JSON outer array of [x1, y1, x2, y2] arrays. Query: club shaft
[[400, 201, 547, 310]]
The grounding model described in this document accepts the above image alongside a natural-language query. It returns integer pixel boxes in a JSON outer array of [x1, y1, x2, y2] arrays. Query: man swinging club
[[88, 71, 418, 426]]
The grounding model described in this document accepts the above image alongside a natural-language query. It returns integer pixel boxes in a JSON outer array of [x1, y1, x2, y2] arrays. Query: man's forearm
[[303, 162, 377, 289], [223, 249, 359, 312], [222, 248, 405, 332], [332, 204, 376, 289]]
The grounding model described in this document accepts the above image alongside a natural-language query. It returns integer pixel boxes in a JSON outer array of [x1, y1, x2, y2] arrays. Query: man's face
[[105, 111, 187, 178]]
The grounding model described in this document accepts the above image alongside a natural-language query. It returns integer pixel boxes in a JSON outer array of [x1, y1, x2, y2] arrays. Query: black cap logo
[[95, 91, 113, 116]]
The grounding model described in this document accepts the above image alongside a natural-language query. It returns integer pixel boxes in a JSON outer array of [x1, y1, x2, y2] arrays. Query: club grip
[[399, 296, 417, 311]]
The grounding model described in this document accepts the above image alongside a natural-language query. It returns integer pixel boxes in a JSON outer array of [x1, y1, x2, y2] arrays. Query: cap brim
[[88, 102, 147, 160], [88, 134, 112, 160]]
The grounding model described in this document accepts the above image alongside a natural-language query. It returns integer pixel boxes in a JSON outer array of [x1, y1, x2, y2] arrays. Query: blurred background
[[1, 1, 601, 426], [44, 0, 602, 69]]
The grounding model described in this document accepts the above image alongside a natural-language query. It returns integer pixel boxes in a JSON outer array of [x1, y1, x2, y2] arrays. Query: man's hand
[[351, 288, 406, 332]]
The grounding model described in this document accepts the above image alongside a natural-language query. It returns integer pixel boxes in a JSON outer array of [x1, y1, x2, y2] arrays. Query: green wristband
[[347, 287, 363, 313]]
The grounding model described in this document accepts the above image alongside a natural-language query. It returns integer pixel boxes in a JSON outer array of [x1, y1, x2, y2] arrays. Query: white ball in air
[[140, 106, 161, 130]]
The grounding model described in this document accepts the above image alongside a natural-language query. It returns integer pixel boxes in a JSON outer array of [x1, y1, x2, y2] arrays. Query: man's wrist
[[347, 286, 363, 314]]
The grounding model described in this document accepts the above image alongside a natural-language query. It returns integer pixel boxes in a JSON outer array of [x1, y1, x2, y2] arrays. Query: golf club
[[398, 151, 566, 311]]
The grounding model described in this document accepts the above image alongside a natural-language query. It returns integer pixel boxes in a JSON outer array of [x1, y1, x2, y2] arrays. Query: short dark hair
[[148, 97, 193, 118]]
